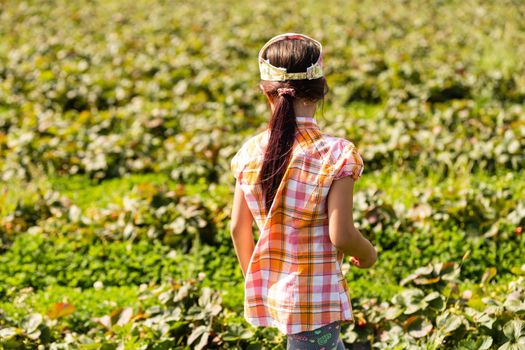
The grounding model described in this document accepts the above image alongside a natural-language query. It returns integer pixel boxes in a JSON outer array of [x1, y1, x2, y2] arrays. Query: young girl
[[230, 33, 377, 350]]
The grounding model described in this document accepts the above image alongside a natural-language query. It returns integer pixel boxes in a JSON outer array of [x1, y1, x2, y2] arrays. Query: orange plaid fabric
[[231, 115, 364, 335]]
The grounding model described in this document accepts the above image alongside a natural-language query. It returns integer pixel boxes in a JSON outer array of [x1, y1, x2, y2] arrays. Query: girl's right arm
[[327, 176, 377, 268]]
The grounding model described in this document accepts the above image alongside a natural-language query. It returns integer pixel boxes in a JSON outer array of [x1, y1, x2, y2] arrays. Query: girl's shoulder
[[231, 130, 269, 179], [317, 132, 361, 164], [314, 133, 364, 180]]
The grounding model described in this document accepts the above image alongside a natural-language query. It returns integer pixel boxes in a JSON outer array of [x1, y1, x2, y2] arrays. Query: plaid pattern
[[230, 116, 364, 335]]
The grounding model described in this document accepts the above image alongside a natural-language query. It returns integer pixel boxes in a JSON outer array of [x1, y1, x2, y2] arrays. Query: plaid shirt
[[230, 115, 364, 335]]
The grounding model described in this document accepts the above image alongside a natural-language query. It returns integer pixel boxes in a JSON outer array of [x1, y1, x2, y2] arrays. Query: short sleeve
[[333, 142, 364, 181], [230, 133, 263, 182], [230, 146, 245, 181]]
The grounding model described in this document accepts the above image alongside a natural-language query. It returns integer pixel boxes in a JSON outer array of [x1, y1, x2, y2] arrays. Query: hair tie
[[277, 87, 296, 97]]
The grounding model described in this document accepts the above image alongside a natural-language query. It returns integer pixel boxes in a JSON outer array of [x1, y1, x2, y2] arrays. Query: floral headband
[[258, 32, 324, 81]]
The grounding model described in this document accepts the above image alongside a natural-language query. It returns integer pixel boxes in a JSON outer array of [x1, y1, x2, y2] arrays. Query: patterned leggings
[[286, 320, 346, 350]]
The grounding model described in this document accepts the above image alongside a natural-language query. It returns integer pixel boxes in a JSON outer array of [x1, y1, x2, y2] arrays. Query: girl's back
[[230, 32, 377, 348], [231, 114, 363, 335]]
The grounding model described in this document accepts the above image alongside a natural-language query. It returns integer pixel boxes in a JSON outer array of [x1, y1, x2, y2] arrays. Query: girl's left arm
[[230, 180, 255, 279]]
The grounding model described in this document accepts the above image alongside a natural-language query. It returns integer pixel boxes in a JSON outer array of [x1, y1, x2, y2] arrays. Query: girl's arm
[[230, 180, 255, 278], [327, 176, 377, 268]]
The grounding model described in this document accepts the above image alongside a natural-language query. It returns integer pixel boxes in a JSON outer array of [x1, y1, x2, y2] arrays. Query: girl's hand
[[349, 256, 361, 267]]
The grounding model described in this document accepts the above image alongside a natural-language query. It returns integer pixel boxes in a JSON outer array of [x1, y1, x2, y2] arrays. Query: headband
[[258, 32, 324, 81]]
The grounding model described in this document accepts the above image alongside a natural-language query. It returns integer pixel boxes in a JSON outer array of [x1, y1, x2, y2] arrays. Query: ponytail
[[259, 92, 297, 213], [257, 37, 328, 214]]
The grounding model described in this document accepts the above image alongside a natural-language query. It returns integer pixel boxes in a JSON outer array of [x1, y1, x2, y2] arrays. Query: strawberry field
[[0, 0, 524, 349]]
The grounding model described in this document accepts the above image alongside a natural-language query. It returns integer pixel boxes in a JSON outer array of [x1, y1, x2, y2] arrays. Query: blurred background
[[0, 0, 523, 349]]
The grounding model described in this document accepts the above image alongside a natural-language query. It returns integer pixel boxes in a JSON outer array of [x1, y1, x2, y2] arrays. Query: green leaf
[[246, 344, 263, 350], [0, 328, 20, 340], [498, 341, 525, 350], [481, 267, 497, 284], [457, 336, 493, 350], [504, 298, 525, 313], [405, 315, 433, 338], [384, 306, 404, 320], [425, 291, 446, 310], [188, 325, 209, 345], [478, 335, 493, 350], [511, 265, 525, 276], [503, 320, 525, 341], [415, 265, 435, 275], [116, 307, 133, 326], [436, 312, 463, 335], [464, 307, 495, 329], [188, 325, 209, 349], [21, 313, 43, 334], [400, 289, 428, 314]]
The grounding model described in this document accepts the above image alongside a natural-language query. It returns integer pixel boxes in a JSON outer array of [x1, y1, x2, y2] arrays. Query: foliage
[[0, 0, 524, 349], [1, 0, 524, 182]]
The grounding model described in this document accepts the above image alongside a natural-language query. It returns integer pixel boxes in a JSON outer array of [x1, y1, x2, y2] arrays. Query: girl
[[230, 33, 377, 350]]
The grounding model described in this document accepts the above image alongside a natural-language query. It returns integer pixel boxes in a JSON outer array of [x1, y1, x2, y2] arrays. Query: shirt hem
[[243, 312, 354, 335]]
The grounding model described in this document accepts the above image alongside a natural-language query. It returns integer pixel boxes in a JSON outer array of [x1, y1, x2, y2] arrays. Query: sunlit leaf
[[47, 302, 75, 319]]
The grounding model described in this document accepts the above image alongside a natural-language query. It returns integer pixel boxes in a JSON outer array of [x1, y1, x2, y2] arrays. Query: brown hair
[[258, 37, 329, 213]]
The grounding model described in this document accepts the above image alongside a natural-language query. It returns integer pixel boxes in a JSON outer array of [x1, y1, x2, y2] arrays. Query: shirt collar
[[295, 116, 319, 129]]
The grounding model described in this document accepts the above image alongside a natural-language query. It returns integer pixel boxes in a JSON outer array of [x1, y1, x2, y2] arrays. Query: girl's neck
[[268, 98, 317, 118], [293, 99, 317, 118]]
